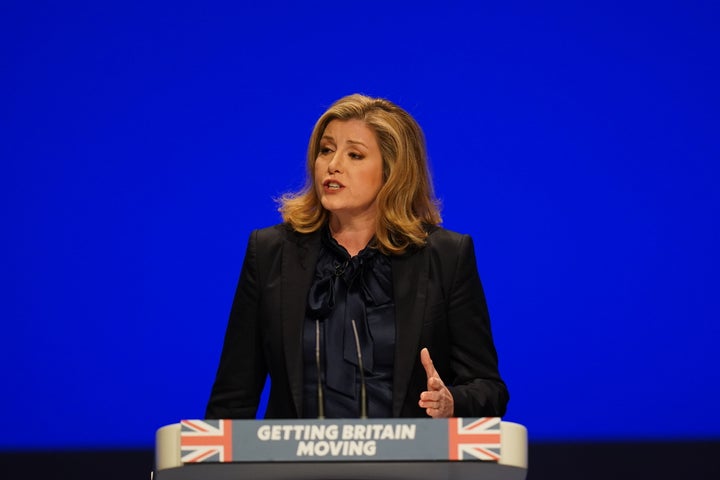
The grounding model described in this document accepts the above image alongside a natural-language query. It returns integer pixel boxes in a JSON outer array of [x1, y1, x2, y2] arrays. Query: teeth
[[327, 182, 341, 189]]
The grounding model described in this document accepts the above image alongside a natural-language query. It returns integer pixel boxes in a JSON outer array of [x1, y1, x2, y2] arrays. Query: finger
[[420, 391, 440, 402], [425, 407, 442, 419], [427, 376, 445, 391], [419, 396, 440, 411], [420, 347, 436, 380]]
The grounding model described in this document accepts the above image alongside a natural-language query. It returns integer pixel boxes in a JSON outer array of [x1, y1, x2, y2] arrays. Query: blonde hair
[[279, 94, 441, 255]]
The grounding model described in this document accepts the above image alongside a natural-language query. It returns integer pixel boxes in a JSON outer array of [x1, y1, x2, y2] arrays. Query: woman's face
[[314, 119, 384, 223]]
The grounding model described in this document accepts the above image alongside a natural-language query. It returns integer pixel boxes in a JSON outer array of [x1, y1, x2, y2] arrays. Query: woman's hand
[[418, 347, 454, 418]]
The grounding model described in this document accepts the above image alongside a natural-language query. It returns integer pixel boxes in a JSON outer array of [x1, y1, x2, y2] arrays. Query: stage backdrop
[[2, 1, 718, 449]]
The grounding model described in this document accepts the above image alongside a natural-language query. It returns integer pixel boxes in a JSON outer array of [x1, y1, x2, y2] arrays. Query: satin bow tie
[[307, 242, 392, 398]]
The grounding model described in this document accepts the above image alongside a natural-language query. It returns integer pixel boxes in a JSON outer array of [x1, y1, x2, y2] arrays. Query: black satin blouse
[[302, 228, 396, 418]]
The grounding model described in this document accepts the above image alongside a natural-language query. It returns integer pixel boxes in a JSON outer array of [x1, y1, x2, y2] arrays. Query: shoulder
[[423, 227, 483, 288], [251, 222, 322, 251], [420, 226, 479, 272], [253, 222, 292, 243], [424, 225, 473, 252]]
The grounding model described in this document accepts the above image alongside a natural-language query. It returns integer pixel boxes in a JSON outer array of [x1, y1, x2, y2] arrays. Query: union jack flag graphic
[[448, 417, 501, 461], [180, 419, 233, 463]]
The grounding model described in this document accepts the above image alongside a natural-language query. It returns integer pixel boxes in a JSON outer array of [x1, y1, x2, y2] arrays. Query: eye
[[319, 146, 334, 155], [348, 152, 364, 160]]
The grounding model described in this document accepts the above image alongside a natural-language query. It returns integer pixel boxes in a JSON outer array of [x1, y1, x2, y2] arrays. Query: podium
[[154, 418, 527, 480]]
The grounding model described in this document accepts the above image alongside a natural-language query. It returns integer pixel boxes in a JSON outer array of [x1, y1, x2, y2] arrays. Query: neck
[[329, 216, 376, 257]]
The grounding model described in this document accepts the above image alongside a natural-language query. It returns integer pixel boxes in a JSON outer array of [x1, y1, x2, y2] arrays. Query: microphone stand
[[350, 319, 368, 419], [315, 319, 325, 419]]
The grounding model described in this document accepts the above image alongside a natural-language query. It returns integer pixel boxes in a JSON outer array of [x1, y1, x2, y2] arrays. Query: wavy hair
[[279, 94, 441, 255]]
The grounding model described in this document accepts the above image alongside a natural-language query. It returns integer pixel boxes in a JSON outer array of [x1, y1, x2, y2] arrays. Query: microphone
[[315, 319, 325, 419], [350, 319, 368, 419]]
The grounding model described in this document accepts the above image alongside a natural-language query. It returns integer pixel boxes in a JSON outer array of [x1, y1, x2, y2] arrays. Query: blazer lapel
[[391, 247, 430, 416], [281, 228, 321, 417]]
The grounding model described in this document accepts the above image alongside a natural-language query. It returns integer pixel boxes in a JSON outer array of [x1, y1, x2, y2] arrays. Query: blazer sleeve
[[205, 229, 267, 419], [443, 234, 509, 417]]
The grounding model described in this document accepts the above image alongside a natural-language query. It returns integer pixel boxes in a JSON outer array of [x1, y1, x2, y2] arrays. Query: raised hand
[[418, 347, 454, 418]]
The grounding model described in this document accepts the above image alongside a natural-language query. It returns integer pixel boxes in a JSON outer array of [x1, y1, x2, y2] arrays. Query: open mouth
[[324, 180, 343, 190]]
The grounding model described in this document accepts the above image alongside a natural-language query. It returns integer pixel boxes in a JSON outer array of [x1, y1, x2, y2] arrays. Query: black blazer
[[206, 223, 508, 419]]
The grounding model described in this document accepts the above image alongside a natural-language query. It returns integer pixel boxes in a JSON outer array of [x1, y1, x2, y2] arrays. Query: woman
[[206, 94, 508, 419]]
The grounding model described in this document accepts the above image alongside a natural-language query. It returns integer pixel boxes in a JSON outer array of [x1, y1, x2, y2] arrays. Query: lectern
[[154, 418, 527, 480]]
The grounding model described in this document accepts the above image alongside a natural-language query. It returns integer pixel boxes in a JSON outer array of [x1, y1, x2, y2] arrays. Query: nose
[[326, 151, 342, 174]]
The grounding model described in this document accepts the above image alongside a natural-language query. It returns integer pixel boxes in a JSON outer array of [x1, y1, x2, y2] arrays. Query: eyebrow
[[346, 139, 367, 148], [320, 135, 368, 149]]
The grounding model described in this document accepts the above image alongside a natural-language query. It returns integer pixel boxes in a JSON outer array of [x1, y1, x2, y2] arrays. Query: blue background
[[2, 1, 718, 449]]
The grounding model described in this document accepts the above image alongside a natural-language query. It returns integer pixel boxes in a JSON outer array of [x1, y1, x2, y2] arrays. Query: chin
[[320, 200, 339, 213]]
